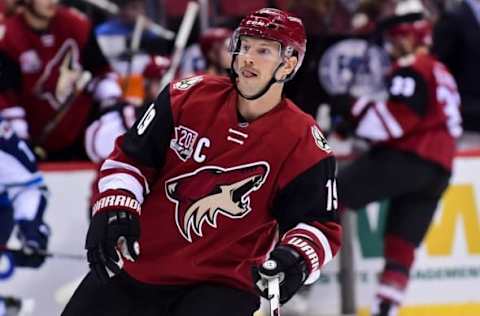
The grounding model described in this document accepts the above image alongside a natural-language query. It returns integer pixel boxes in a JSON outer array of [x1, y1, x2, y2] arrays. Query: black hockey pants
[[62, 271, 260, 316]]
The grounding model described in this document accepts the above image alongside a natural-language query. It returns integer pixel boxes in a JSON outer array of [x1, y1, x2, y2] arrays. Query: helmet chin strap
[[228, 54, 285, 101]]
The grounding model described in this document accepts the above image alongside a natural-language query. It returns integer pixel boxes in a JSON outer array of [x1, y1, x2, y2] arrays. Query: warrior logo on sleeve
[[165, 162, 270, 242]]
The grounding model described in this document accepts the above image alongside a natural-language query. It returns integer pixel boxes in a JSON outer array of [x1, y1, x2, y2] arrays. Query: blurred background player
[[198, 27, 232, 76], [94, 0, 171, 106], [84, 54, 171, 164], [180, 27, 231, 78], [0, 0, 126, 160], [0, 117, 50, 315], [84, 54, 170, 215], [0, 0, 22, 21], [433, 0, 480, 145], [142, 54, 171, 105], [332, 1, 462, 315]]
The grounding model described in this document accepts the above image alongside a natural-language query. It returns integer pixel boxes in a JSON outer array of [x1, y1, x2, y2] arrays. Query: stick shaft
[[267, 277, 281, 316], [131, 15, 146, 53], [0, 245, 85, 261], [83, 0, 119, 14], [159, 1, 200, 92], [81, 0, 175, 40]]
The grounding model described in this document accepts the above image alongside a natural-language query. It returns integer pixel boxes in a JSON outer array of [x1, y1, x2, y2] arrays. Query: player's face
[[208, 38, 232, 72], [217, 38, 232, 69], [144, 78, 162, 104], [385, 32, 417, 59], [30, 0, 58, 20], [4, 0, 21, 15], [234, 37, 284, 96]]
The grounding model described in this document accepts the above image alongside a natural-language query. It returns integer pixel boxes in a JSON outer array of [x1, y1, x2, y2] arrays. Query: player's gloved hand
[[331, 115, 357, 139], [328, 93, 357, 138], [16, 220, 51, 268], [328, 93, 353, 118], [86, 189, 141, 283], [252, 245, 308, 304]]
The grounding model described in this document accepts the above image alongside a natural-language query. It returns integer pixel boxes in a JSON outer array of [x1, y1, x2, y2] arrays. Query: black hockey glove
[[15, 219, 50, 268], [329, 93, 353, 118], [252, 245, 308, 304], [86, 189, 141, 283], [328, 93, 358, 138]]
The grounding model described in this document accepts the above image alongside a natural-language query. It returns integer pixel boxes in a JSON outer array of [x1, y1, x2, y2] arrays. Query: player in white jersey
[[0, 117, 50, 314]]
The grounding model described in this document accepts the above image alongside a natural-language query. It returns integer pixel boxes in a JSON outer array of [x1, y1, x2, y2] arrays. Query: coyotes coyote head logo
[[165, 162, 270, 242], [34, 39, 86, 110]]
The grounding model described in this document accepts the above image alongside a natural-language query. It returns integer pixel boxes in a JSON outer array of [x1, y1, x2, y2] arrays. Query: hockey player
[[0, 0, 125, 160], [334, 1, 462, 315], [95, 0, 169, 105], [142, 55, 171, 106], [0, 117, 49, 267], [0, 117, 50, 313], [199, 27, 233, 76], [179, 27, 232, 79], [0, 0, 22, 22], [63, 8, 342, 316]]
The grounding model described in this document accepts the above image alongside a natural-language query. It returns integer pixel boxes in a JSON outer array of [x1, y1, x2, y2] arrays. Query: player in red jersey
[[63, 8, 342, 316], [0, 0, 22, 22], [0, 0, 125, 160], [199, 27, 232, 76], [334, 1, 462, 315]]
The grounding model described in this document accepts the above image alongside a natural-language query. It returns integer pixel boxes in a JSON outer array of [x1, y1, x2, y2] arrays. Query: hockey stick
[[0, 245, 86, 261], [131, 15, 146, 54], [35, 70, 93, 149], [121, 14, 147, 94], [198, 0, 210, 33], [263, 260, 281, 316], [158, 1, 200, 92], [81, 0, 175, 40], [267, 276, 281, 316]]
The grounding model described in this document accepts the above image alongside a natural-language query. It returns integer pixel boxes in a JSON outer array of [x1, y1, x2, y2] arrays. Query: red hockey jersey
[[0, 6, 109, 152], [351, 53, 462, 170], [97, 75, 342, 293]]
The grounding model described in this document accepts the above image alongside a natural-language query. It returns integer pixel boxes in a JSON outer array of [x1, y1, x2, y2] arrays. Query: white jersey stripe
[[351, 96, 371, 116], [228, 128, 248, 138], [0, 106, 26, 118], [305, 270, 320, 285], [101, 159, 150, 194], [227, 136, 244, 145], [375, 102, 404, 138], [377, 283, 406, 304], [296, 223, 333, 265], [355, 107, 390, 141], [99, 173, 145, 203]]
